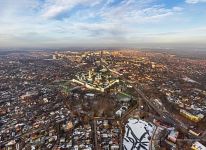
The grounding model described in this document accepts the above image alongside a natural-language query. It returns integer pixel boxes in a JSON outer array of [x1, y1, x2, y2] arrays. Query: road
[[120, 99, 138, 122], [133, 86, 201, 139], [104, 63, 201, 141], [93, 119, 98, 150]]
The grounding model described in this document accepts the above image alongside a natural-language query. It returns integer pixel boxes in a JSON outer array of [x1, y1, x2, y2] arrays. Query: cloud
[[41, 0, 98, 19], [185, 0, 206, 4], [99, 2, 183, 24], [0, 0, 206, 48], [39, 0, 183, 37], [41, 0, 179, 23]]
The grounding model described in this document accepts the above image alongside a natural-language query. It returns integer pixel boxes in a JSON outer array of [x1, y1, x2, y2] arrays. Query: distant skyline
[[0, 0, 206, 49]]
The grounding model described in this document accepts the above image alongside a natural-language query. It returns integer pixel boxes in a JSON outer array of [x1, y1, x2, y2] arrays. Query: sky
[[0, 0, 206, 49]]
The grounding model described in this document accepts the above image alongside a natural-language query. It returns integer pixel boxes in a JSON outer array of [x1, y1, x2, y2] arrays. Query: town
[[0, 49, 206, 150]]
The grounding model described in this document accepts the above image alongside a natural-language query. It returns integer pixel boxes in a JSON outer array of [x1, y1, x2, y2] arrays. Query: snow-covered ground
[[123, 118, 155, 150]]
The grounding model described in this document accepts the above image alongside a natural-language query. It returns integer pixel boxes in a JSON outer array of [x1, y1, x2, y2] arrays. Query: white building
[[191, 141, 206, 150], [123, 118, 155, 150]]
